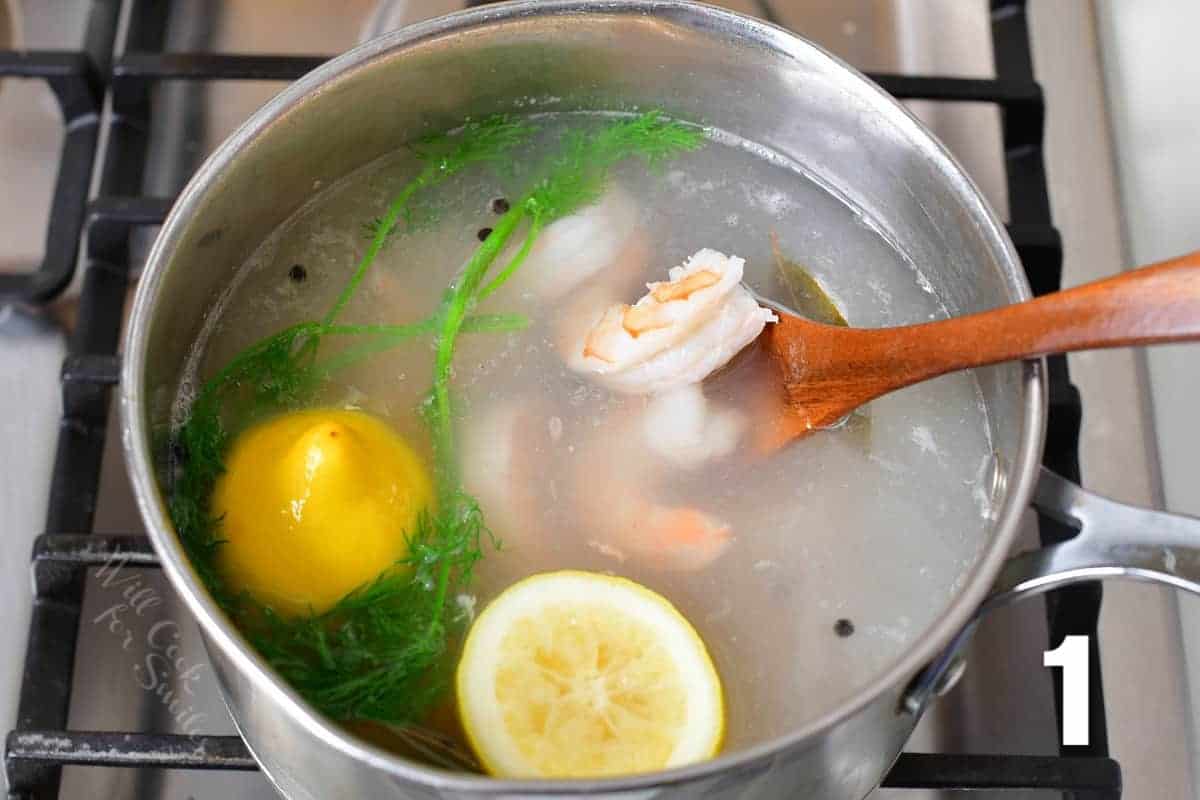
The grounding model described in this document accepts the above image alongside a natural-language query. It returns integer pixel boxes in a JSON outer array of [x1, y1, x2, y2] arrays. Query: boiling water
[[185, 113, 996, 753]]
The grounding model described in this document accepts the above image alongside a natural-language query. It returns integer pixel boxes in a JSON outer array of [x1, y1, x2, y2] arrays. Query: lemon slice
[[457, 570, 724, 778]]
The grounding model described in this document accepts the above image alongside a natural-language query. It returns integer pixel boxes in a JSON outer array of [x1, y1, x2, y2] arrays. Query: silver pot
[[119, 2, 1200, 798]]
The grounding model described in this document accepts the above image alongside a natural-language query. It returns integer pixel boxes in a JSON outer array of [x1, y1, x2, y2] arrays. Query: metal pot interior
[[123, 1, 1042, 794]]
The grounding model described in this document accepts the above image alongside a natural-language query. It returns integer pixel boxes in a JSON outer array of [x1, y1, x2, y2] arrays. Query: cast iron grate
[[1, 0, 1121, 797]]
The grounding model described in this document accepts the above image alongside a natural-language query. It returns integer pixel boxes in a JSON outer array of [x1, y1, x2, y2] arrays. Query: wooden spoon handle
[[855, 249, 1200, 394]]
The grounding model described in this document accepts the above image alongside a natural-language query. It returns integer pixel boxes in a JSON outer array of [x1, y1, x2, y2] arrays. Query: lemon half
[[457, 570, 724, 778]]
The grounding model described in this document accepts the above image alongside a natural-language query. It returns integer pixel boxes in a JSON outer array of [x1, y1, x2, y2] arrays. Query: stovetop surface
[[0, 2, 1185, 798]]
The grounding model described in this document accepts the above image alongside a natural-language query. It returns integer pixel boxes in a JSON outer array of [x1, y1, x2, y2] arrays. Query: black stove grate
[[1, 1, 1121, 797]]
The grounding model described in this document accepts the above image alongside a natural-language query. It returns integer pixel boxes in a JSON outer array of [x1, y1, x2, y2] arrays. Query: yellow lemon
[[211, 408, 432, 616], [457, 570, 724, 778]]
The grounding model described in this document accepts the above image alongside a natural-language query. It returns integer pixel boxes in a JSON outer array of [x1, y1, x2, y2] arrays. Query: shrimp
[[582, 487, 736, 573], [641, 383, 745, 469], [625, 506, 734, 573], [461, 392, 735, 573], [569, 248, 776, 394], [573, 399, 738, 572], [552, 283, 621, 369], [508, 185, 646, 302]]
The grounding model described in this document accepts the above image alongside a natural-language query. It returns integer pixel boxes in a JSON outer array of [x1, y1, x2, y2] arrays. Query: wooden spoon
[[757, 250, 1200, 451]]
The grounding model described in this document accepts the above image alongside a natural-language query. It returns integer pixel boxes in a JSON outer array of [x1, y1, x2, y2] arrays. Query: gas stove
[[0, 2, 1187, 798]]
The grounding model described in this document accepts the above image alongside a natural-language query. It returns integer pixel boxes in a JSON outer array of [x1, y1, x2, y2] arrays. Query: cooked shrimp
[[509, 185, 645, 301], [589, 492, 736, 574], [582, 248, 745, 364], [552, 283, 620, 367], [571, 401, 738, 572], [641, 383, 745, 469], [569, 248, 776, 394], [625, 506, 734, 573]]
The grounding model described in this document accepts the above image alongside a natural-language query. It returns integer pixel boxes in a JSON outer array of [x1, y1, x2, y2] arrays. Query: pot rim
[[120, 0, 1047, 793]]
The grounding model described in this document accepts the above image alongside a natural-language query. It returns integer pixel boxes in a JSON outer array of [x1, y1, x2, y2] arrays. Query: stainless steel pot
[[119, 2, 1200, 798]]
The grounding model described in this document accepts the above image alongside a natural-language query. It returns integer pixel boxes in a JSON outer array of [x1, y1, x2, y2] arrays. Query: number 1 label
[[1044, 635, 1089, 746]]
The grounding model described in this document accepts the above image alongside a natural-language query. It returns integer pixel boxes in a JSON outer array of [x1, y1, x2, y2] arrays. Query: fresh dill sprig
[[325, 114, 536, 326], [525, 110, 703, 222], [362, 216, 392, 240], [247, 496, 487, 722], [362, 201, 441, 242], [169, 110, 704, 727]]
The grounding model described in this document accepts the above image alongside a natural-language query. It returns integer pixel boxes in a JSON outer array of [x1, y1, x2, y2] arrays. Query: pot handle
[[901, 466, 1200, 715]]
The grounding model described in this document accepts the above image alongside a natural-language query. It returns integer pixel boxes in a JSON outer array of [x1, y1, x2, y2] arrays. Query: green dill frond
[[329, 114, 537, 324], [244, 501, 488, 722], [524, 110, 704, 224], [361, 202, 439, 242], [362, 217, 389, 240], [413, 114, 538, 173], [591, 109, 706, 168]]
